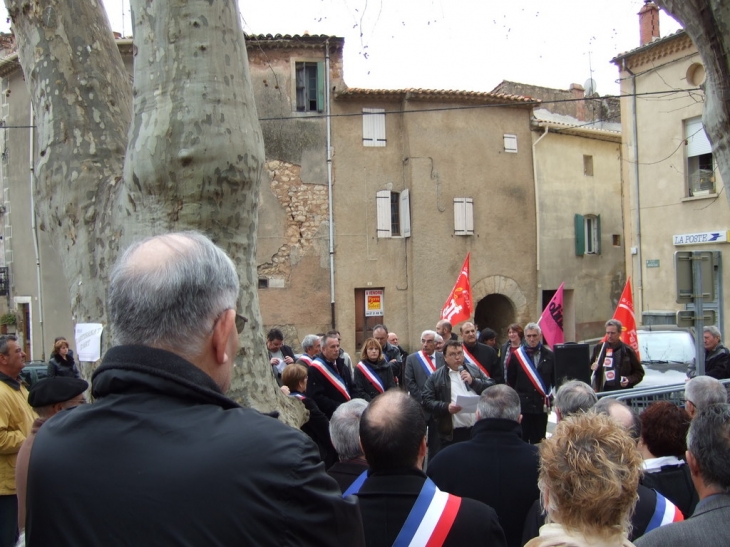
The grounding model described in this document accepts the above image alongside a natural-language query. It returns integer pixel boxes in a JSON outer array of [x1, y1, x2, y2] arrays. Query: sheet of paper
[[455, 394, 480, 413], [75, 323, 104, 362]]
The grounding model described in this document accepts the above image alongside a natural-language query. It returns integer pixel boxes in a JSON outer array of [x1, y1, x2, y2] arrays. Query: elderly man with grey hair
[[296, 334, 321, 367], [326, 398, 369, 492], [25, 232, 364, 547], [553, 380, 597, 421], [691, 325, 730, 380], [590, 318, 644, 392], [427, 385, 539, 547], [685, 375, 728, 419], [507, 322, 555, 444]]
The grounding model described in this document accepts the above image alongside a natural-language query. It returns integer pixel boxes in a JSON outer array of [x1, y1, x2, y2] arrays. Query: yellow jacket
[[0, 380, 36, 495]]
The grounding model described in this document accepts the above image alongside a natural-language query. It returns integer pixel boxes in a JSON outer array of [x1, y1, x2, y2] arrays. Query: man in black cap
[[16, 377, 88, 532]]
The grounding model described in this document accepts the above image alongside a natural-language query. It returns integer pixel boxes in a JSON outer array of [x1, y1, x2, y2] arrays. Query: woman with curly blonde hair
[[526, 412, 643, 547]]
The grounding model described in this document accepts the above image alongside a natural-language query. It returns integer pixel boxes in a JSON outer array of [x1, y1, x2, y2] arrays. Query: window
[[503, 134, 518, 153], [574, 214, 601, 255], [362, 108, 386, 147], [295, 62, 324, 112], [583, 155, 594, 176], [376, 190, 410, 238], [453, 198, 474, 235], [685, 117, 715, 196]]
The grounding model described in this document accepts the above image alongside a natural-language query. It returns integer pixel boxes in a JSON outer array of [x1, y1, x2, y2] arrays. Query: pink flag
[[538, 282, 564, 348]]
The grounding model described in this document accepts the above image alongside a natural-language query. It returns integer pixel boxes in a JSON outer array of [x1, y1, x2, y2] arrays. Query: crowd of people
[[1, 230, 729, 546]]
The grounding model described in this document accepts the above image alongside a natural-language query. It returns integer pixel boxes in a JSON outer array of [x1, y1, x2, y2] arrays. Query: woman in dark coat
[[354, 338, 397, 401], [500, 323, 524, 379], [47, 339, 80, 378], [282, 363, 337, 469]]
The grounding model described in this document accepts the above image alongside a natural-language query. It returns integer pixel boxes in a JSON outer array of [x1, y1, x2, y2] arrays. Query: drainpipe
[[29, 104, 45, 360], [325, 40, 335, 329], [624, 59, 644, 317], [532, 125, 549, 316]]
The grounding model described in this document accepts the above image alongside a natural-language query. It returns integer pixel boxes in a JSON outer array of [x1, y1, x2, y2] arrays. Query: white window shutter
[[363, 108, 386, 147], [400, 189, 411, 238], [504, 134, 518, 153], [464, 198, 474, 234], [376, 190, 392, 238], [454, 198, 474, 236], [685, 117, 712, 157]]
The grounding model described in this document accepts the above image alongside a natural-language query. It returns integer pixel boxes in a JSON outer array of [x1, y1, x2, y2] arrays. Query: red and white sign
[[365, 289, 384, 317]]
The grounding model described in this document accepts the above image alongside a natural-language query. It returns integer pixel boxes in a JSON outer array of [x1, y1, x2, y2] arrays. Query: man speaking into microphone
[[423, 340, 495, 450]]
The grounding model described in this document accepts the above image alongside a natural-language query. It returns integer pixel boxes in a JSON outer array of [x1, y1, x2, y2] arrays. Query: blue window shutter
[[575, 214, 585, 256], [316, 62, 325, 112]]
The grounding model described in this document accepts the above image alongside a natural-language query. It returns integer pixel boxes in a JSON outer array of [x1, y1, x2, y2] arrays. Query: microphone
[[458, 365, 471, 390]]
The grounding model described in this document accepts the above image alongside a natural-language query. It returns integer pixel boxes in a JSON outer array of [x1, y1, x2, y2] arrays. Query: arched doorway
[[474, 294, 515, 345]]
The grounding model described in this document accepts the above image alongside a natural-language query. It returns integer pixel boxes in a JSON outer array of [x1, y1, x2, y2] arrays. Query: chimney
[[570, 84, 586, 121], [639, 1, 660, 46]]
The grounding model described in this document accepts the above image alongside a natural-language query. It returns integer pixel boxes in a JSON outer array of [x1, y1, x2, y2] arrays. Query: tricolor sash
[[290, 392, 306, 400], [344, 473, 461, 547], [646, 492, 684, 532], [357, 361, 385, 393], [416, 351, 437, 376], [310, 358, 351, 401], [463, 346, 490, 378], [298, 355, 315, 366], [514, 346, 548, 399]]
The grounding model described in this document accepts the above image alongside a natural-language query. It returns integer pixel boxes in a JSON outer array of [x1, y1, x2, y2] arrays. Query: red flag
[[538, 282, 564, 348], [612, 278, 641, 361], [440, 254, 472, 326]]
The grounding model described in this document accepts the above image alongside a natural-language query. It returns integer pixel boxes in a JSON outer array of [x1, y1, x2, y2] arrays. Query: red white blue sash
[[514, 346, 548, 398], [357, 361, 385, 393], [416, 351, 437, 376], [290, 392, 306, 400], [298, 355, 315, 366], [310, 358, 351, 401], [646, 492, 684, 532], [344, 473, 461, 547], [463, 346, 490, 378]]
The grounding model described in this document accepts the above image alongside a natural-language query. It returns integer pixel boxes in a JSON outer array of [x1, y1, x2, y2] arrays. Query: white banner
[[75, 323, 104, 362]]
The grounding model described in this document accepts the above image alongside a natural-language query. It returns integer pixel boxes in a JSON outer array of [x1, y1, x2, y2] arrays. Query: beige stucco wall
[[534, 129, 625, 341], [331, 96, 537, 353], [618, 40, 730, 338]]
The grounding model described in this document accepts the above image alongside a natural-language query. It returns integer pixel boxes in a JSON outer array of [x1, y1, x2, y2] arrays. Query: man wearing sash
[[423, 340, 495, 449], [506, 323, 554, 444], [405, 330, 445, 458], [296, 334, 321, 367], [590, 319, 644, 392], [355, 390, 507, 547], [460, 322, 503, 384], [307, 332, 361, 419]]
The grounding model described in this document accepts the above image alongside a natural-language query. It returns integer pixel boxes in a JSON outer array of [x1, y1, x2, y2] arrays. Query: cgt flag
[[612, 278, 641, 361], [440, 253, 472, 326], [538, 282, 564, 348]]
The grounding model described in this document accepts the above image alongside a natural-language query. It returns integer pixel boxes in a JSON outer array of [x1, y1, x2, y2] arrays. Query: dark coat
[[306, 353, 362, 419], [507, 345, 555, 415], [291, 392, 338, 469], [500, 342, 520, 379], [641, 463, 699, 518], [353, 359, 397, 401], [269, 344, 296, 385], [590, 340, 644, 391], [463, 342, 504, 384], [326, 459, 368, 493], [422, 363, 495, 441], [404, 351, 445, 407], [47, 355, 79, 379], [381, 342, 404, 385], [356, 469, 507, 547], [26, 345, 364, 547], [427, 418, 539, 547], [705, 343, 730, 379]]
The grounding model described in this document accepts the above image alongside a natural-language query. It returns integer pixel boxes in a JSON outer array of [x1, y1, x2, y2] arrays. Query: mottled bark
[[5, 0, 304, 425], [657, 0, 730, 204]]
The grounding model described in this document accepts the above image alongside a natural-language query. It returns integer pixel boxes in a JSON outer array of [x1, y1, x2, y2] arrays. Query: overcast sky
[[1, 0, 682, 95]]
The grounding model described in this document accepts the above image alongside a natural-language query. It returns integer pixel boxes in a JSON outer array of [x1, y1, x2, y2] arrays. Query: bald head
[[109, 231, 239, 358], [359, 390, 426, 471], [593, 398, 641, 440]]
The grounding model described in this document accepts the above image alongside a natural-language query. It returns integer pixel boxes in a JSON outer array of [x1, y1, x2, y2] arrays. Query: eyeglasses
[[235, 314, 249, 332], [421, 338, 435, 343]]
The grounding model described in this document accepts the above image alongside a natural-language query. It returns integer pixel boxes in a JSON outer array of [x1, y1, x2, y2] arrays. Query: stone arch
[[471, 275, 530, 342]]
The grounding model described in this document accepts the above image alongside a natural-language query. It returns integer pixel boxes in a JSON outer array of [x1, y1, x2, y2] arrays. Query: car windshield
[[638, 331, 695, 364]]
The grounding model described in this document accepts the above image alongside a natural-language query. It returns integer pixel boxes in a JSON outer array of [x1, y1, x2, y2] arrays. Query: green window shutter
[[317, 62, 325, 112], [596, 214, 602, 255], [575, 214, 585, 256]]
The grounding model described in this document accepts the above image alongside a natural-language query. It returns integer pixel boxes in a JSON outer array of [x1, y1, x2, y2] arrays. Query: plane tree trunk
[[4, 0, 304, 425]]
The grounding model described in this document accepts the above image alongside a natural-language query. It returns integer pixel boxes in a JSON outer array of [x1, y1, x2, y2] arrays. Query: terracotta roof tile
[[336, 87, 537, 105]]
